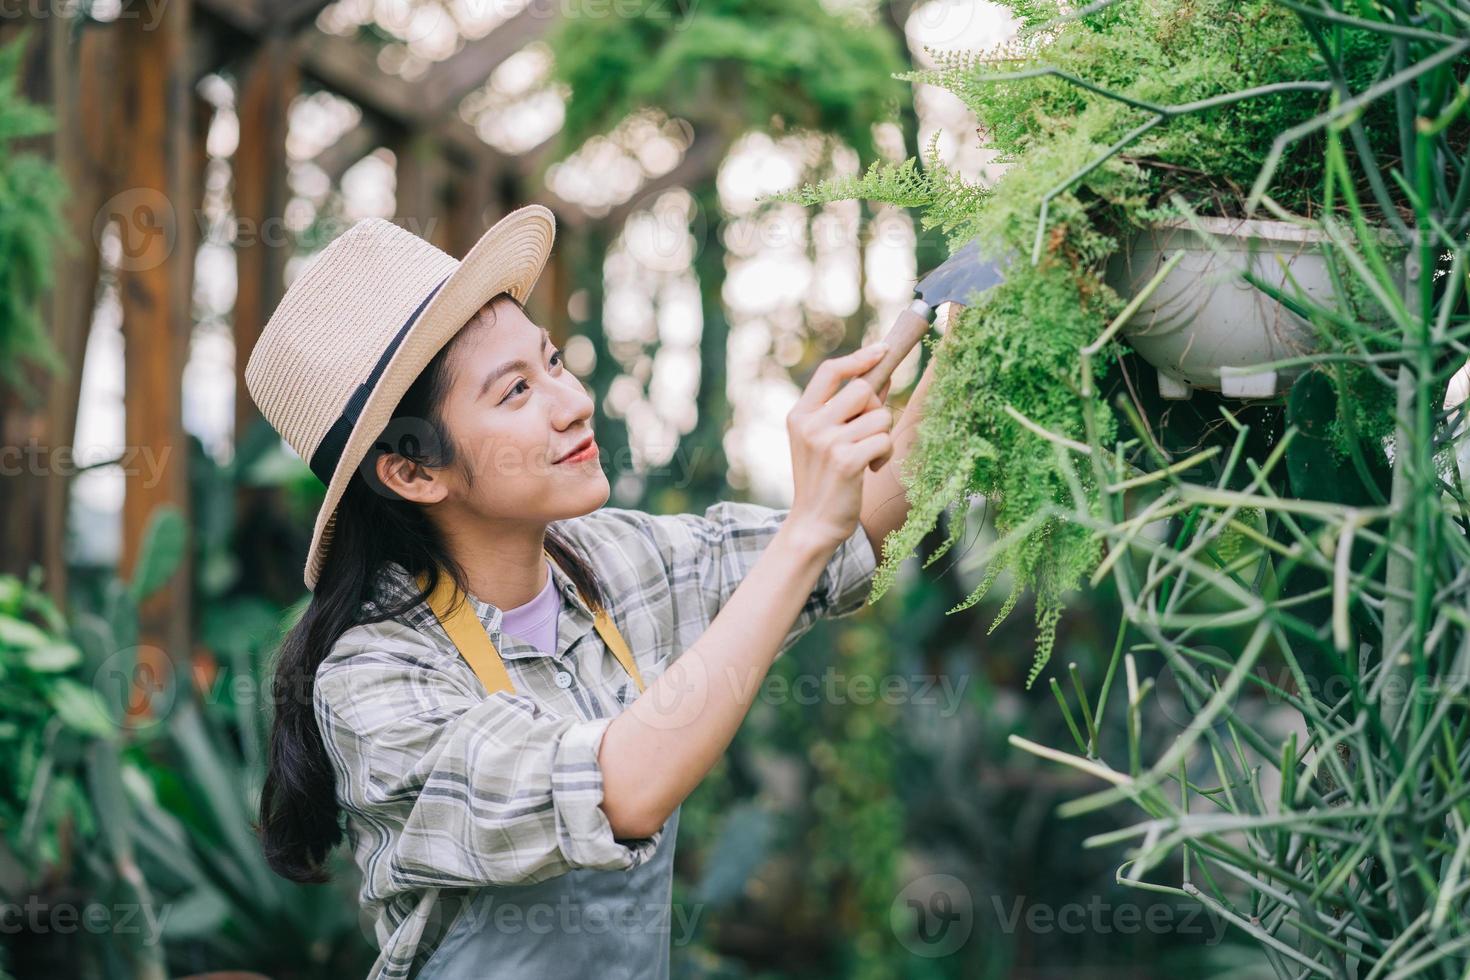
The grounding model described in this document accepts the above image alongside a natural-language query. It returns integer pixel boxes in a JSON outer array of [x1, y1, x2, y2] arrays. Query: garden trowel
[[858, 235, 1006, 394]]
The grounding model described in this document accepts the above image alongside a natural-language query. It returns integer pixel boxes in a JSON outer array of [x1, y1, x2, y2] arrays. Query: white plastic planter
[[1104, 217, 1342, 400]]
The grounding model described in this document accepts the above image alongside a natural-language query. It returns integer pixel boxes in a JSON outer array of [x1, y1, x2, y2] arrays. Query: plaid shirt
[[313, 501, 880, 980]]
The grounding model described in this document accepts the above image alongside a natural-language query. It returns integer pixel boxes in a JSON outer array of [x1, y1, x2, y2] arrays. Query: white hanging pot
[[1103, 217, 1349, 400]]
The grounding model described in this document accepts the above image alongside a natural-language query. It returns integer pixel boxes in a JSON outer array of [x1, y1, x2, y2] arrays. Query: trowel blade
[[914, 236, 1006, 309]]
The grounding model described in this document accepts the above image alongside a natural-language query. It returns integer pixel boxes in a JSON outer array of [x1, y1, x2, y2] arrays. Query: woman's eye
[[501, 351, 563, 403]]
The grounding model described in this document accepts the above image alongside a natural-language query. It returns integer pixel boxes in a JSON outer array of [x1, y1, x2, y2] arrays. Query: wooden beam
[[234, 34, 298, 460], [445, 156, 499, 258], [393, 129, 454, 249], [295, 29, 520, 168], [416, 2, 554, 116], [294, 25, 418, 118], [193, 0, 563, 180], [193, 0, 272, 35], [314, 117, 383, 184], [270, 0, 335, 30], [116, 0, 195, 707], [541, 126, 727, 231], [315, 113, 559, 187]]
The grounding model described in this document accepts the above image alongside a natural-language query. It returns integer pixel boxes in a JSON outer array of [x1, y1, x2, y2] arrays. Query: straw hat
[[244, 205, 557, 591]]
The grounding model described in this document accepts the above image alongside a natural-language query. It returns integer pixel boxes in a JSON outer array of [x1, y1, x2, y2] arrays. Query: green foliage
[[0, 510, 189, 879], [1283, 368, 1390, 506], [772, 0, 1470, 967], [770, 0, 1398, 683], [127, 508, 188, 604], [2, 498, 370, 978], [779, 138, 991, 227], [546, 0, 908, 164], [0, 570, 108, 873], [0, 503, 199, 979], [125, 694, 373, 976], [0, 28, 69, 405]]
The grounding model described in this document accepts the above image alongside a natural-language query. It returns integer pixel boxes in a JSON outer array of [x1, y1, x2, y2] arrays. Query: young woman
[[247, 205, 934, 979]]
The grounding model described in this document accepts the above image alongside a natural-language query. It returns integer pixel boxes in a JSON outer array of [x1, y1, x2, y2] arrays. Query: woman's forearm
[[597, 520, 832, 839]]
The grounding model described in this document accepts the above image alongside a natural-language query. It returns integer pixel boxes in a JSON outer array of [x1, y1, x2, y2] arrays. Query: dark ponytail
[[255, 293, 607, 884]]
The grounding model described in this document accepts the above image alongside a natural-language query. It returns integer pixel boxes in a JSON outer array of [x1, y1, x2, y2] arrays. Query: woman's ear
[[370, 450, 448, 505]]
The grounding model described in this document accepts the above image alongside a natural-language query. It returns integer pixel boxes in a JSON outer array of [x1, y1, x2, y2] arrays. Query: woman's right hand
[[784, 342, 896, 553]]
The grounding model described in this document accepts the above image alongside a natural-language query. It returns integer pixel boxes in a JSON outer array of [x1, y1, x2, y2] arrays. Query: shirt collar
[[368, 556, 594, 660]]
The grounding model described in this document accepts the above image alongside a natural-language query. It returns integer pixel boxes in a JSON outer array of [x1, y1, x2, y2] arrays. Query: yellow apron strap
[[550, 549, 647, 694], [414, 551, 645, 697], [591, 608, 647, 694], [418, 568, 517, 696]]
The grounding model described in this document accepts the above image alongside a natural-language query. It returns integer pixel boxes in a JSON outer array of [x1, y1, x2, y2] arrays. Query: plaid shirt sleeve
[[592, 500, 880, 657], [314, 622, 662, 892]]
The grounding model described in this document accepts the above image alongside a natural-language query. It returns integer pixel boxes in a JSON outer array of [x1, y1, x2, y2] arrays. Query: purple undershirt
[[498, 557, 561, 655]]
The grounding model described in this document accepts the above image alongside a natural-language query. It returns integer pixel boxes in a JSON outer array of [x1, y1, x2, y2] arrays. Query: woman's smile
[[555, 436, 599, 465]]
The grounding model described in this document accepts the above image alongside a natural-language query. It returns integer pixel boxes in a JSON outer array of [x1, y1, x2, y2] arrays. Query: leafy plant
[[0, 27, 69, 404], [0, 507, 189, 980], [777, 0, 1470, 974], [546, 0, 908, 161], [772, 0, 1412, 684]]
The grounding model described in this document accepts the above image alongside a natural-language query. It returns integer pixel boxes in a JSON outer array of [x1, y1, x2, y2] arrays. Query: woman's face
[[398, 295, 610, 524]]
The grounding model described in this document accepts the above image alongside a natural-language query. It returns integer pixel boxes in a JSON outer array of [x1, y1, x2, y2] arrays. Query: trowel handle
[[857, 298, 934, 396]]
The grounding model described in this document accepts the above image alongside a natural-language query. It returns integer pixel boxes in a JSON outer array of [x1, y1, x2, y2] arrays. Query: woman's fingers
[[844, 431, 894, 474], [837, 405, 893, 441], [833, 408, 894, 474], [815, 374, 885, 426], [794, 343, 888, 413]]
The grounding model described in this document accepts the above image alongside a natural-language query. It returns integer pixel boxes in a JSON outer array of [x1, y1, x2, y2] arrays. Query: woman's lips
[[556, 440, 599, 464]]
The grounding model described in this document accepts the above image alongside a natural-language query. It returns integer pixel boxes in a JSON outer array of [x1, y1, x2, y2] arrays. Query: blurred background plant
[[0, 28, 68, 404]]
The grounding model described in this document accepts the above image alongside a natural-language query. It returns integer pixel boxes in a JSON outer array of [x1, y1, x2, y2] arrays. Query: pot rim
[[1143, 214, 1332, 244], [1137, 214, 1400, 247]]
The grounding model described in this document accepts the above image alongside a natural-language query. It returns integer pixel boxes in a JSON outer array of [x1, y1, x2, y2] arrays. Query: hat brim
[[302, 204, 557, 591]]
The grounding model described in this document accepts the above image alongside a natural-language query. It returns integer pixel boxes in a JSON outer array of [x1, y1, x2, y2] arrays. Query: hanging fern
[[769, 0, 1393, 685]]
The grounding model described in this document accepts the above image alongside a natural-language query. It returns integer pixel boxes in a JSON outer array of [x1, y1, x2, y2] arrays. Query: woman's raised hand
[[784, 342, 895, 553]]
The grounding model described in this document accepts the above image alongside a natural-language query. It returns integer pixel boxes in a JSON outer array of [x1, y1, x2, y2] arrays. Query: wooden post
[[115, 0, 195, 716], [445, 157, 498, 259], [393, 129, 452, 251], [540, 209, 571, 338], [234, 32, 298, 460]]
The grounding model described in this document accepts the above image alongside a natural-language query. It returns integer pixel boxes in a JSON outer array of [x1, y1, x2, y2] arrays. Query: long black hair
[[256, 292, 608, 884]]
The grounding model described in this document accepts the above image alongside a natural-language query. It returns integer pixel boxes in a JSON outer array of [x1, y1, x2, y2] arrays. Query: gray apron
[[416, 806, 681, 979], [412, 553, 680, 979]]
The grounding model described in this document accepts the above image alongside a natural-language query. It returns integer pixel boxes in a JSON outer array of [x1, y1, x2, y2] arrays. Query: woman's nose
[[551, 375, 595, 428]]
